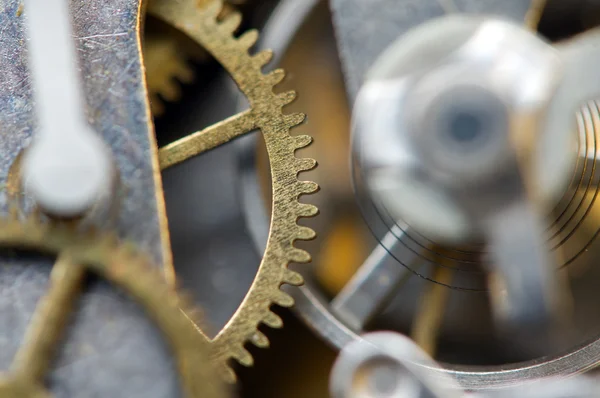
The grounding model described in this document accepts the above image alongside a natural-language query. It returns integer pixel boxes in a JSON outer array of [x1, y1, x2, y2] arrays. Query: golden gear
[[148, 0, 319, 382], [143, 24, 199, 116], [143, 0, 244, 116], [0, 216, 226, 398]]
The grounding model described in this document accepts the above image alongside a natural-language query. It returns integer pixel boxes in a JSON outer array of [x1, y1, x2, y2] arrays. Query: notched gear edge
[[147, 0, 319, 382], [0, 214, 226, 398]]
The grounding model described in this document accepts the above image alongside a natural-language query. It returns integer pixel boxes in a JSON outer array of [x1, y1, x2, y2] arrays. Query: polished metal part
[[352, 16, 572, 328], [486, 377, 600, 398], [331, 227, 410, 331], [238, 0, 600, 391], [0, 1, 175, 396], [22, 0, 113, 217], [330, 332, 463, 398], [330, 332, 600, 398], [329, 0, 536, 101]]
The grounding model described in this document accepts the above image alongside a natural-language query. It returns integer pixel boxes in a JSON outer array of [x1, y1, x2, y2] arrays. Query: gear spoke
[[159, 109, 256, 169], [11, 256, 85, 383], [150, 0, 318, 379], [331, 227, 421, 331]]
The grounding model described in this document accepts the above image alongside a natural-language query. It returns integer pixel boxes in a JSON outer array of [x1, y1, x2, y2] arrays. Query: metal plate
[[329, 0, 535, 101], [0, 1, 177, 396]]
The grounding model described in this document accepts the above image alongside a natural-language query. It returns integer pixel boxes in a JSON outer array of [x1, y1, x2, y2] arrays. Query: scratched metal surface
[[0, 1, 179, 397], [329, 0, 534, 101]]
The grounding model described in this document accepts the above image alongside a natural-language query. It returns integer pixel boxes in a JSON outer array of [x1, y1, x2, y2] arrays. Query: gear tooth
[[204, 0, 223, 18], [265, 68, 285, 85], [238, 29, 259, 49], [219, 365, 237, 384], [297, 203, 319, 218], [150, 95, 165, 116], [219, 11, 242, 33], [298, 181, 319, 195], [160, 81, 182, 102], [283, 269, 304, 286], [253, 49, 273, 67], [177, 64, 195, 84], [274, 290, 294, 307], [294, 158, 317, 173], [277, 90, 297, 106], [296, 226, 316, 241], [293, 134, 313, 149], [284, 112, 306, 127], [263, 311, 283, 328], [250, 331, 270, 348], [235, 347, 254, 367], [290, 247, 311, 263]]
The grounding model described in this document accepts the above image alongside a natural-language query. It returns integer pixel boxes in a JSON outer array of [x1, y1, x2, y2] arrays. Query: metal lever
[[22, 0, 112, 217]]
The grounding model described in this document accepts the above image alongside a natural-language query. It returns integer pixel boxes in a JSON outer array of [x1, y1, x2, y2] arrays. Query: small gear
[[0, 216, 226, 398], [148, 0, 319, 381], [143, 0, 245, 116], [143, 24, 199, 116]]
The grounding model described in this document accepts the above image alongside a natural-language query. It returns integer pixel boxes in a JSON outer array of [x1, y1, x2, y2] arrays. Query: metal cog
[[0, 215, 226, 398], [143, 26, 199, 116], [143, 0, 245, 116], [147, 0, 319, 382]]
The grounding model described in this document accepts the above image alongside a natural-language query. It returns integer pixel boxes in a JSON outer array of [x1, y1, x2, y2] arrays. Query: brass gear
[[143, 24, 199, 116], [143, 0, 244, 116], [148, 0, 319, 381], [0, 216, 226, 398]]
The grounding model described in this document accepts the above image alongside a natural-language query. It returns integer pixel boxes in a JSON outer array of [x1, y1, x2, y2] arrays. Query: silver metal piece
[[330, 332, 463, 398], [331, 227, 411, 331], [0, 1, 175, 396], [352, 16, 572, 328], [329, 0, 535, 101], [238, 0, 600, 391], [22, 0, 113, 217], [487, 377, 600, 398], [331, 332, 600, 398]]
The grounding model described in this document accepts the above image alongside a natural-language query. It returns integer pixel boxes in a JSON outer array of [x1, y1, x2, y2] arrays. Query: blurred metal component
[[0, 216, 227, 398], [353, 16, 572, 328], [410, 266, 453, 355], [22, 0, 113, 217], [143, 24, 198, 116], [487, 377, 600, 398], [331, 228, 411, 331], [239, 0, 600, 391], [0, 0, 176, 395], [330, 332, 462, 398], [329, 0, 536, 101], [331, 332, 600, 398], [143, 0, 245, 116], [148, 0, 319, 381]]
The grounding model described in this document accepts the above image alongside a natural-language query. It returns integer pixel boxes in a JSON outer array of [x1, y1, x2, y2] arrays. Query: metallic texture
[[147, 0, 319, 381], [143, 27, 197, 115], [331, 228, 412, 331], [352, 15, 572, 328], [239, 0, 600, 391], [0, 216, 225, 398], [0, 0, 175, 395], [328, 0, 535, 101], [143, 0, 241, 115], [22, 0, 114, 217], [329, 332, 462, 398]]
